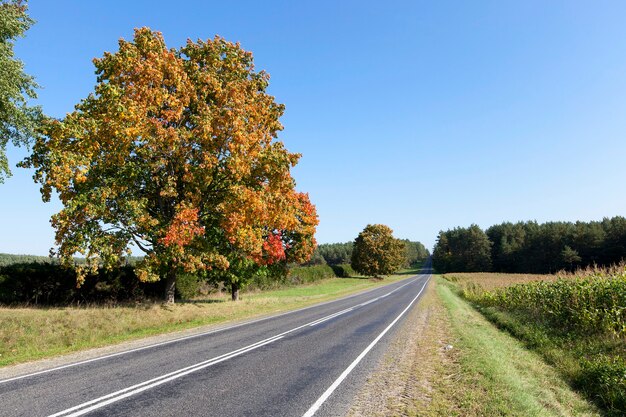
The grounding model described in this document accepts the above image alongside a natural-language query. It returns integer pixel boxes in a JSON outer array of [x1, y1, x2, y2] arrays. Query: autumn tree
[[23, 28, 318, 303], [0, 0, 42, 182], [351, 224, 405, 277]]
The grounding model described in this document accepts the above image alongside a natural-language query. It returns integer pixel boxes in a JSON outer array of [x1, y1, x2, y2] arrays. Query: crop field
[[443, 272, 555, 292], [443, 268, 626, 417]]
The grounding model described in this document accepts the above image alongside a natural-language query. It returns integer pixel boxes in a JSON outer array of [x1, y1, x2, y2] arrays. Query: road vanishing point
[[1, 265, 432, 417]]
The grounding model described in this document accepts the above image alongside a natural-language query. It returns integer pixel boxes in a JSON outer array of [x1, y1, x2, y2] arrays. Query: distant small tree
[[561, 245, 581, 271], [351, 224, 405, 277]]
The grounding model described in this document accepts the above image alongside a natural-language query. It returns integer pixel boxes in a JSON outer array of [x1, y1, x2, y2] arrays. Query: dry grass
[[443, 272, 555, 291], [0, 275, 409, 367]]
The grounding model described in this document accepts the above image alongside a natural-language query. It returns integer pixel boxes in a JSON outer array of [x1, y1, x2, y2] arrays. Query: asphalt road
[[1, 264, 432, 417]]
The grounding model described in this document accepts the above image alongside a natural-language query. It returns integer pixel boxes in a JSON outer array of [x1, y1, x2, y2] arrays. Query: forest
[[314, 240, 429, 267], [433, 216, 626, 273]]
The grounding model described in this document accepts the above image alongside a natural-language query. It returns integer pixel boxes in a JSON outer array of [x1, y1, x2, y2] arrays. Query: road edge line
[[301, 274, 431, 417]]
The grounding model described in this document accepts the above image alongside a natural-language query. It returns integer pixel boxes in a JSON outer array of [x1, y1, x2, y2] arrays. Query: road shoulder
[[347, 277, 601, 416]]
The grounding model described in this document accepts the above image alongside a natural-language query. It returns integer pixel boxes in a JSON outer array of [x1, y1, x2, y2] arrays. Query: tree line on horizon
[[433, 216, 626, 274], [0, 230, 429, 304], [311, 239, 429, 268], [0, 253, 146, 267]]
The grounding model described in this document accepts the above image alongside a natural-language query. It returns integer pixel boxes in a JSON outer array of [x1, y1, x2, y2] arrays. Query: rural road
[[1, 264, 432, 417]]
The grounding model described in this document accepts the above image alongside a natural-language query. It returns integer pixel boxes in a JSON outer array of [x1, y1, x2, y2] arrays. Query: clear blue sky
[[2, 0, 626, 255]]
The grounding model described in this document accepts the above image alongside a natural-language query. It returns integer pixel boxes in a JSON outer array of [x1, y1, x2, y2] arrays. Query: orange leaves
[[24, 27, 319, 292], [161, 205, 205, 248]]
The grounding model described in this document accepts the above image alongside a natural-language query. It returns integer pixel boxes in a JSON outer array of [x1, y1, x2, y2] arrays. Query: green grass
[[436, 277, 600, 417], [0, 271, 417, 367], [446, 270, 626, 416]]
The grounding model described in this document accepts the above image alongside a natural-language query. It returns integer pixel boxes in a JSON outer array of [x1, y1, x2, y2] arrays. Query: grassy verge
[[436, 277, 600, 416], [445, 270, 626, 416], [0, 271, 415, 367]]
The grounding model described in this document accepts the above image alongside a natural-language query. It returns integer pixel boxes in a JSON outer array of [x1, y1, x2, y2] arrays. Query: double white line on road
[[48, 335, 284, 417], [1, 274, 421, 386], [46, 276, 424, 417]]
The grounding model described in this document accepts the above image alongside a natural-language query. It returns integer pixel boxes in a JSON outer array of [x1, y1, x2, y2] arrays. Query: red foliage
[[161, 207, 205, 248]]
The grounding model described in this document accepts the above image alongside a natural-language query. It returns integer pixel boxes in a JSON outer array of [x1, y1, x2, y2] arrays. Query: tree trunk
[[164, 270, 176, 304], [231, 282, 239, 301]]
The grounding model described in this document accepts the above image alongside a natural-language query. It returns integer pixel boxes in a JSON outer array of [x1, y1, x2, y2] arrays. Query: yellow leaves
[[137, 213, 158, 229], [74, 167, 88, 184], [136, 268, 160, 283], [24, 27, 319, 290]]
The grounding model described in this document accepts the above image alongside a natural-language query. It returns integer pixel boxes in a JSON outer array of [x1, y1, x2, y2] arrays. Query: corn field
[[446, 267, 626, 415], [467, 270, 626, 338]]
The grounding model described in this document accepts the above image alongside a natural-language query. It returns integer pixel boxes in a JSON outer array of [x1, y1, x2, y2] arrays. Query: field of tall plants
[[444, 267, 626, 416]]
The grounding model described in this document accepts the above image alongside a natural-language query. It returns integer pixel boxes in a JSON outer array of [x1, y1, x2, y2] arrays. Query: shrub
[[0, 263, 76, 304], [174, 273, 202, 300], [288, 265, 335, 285], [247, 263, 290, 291], [0, 262, 164, 305], [331, 264, 355, 278], [578, 355, 626, 415]]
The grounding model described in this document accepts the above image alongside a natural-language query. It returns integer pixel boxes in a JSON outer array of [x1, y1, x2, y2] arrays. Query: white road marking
[[357, 298, 376, 307], [301, 274, 431, 417], [308, 307, 354, 327], [0, 274, 421, 385], [45, 275, 426, 417], [48, 336, 284, 417]]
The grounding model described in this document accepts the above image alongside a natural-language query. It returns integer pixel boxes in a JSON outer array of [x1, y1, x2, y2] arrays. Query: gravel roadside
[[347, 279, 460, 416]]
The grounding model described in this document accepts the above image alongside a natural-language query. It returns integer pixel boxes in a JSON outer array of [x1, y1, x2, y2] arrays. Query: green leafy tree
[[561, 245, 581, 271], [486, 222, 527, 272], [317, 242, 353, 265], [303, 247, 327, 266], [432, 231, 451, 273], [447, 217, 626, 274], [400, 239, 429, 267], [351, 224, 405, 277], [602, 216, 626, 266], [0, 0, 41, 182], [432, 225, 491, 273]]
